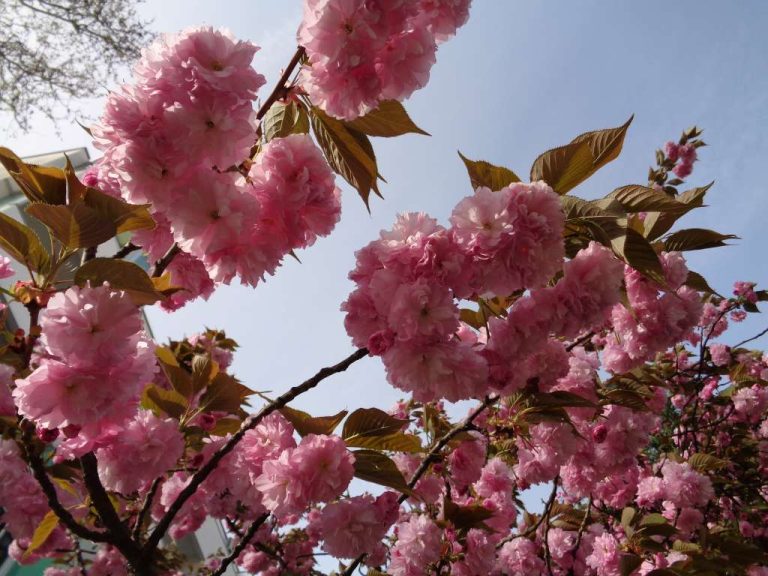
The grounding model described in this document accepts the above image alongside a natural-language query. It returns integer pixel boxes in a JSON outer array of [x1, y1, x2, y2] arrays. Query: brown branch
[[150, 243, 180, 278], [256, 47, 305, 122], [112, 242, 140, 260], [343, 395, 499, 576], [143, 347, 369, 555], [80, 452, 144, 569], [132, 476, 162, 541], [211, 513, 270, 576], [496, 477, 559, 549], [19, 427, 112, 543]]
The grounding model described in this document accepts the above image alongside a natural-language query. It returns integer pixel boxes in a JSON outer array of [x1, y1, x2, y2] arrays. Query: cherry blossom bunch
[[298, 0, 471, 120], [91, 26, 341, 309]]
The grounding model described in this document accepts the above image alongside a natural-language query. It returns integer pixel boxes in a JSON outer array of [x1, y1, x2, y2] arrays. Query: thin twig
[[18, 427, 112, 543], [112, 242, 140, 260], [151, 243, 180, 278], [256, 47, 305, 122], [144, 348, 369, 555], [734, 325, 768, 349], [343, 395, 499, 576], [496, 477, 560, 549], [211, 513, 270, 576], [132, 476, 162, 541]]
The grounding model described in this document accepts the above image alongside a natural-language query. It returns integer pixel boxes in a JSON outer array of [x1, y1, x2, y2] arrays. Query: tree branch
[[211, 513, 270, 576], [132, 476, 162, 542], [143, 347, 369, 555], [343, 395, 499, 576], [150, 243, 180, 278], [112, 242, 140, 260]]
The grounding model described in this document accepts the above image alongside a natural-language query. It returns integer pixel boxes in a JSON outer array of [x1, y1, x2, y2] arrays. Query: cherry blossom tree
[[1, 2, 767, 576]]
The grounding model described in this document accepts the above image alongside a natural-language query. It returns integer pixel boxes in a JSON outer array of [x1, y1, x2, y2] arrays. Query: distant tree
[[0, 0, 151, 129]]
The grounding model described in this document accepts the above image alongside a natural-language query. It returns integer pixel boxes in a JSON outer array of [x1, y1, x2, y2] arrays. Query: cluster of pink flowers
[[298, 0, 471, 120], [13, 283, 155, 434], [664, 140, 698, 179], [343, 181, 630, 402], [602, 251, 702, 373], [0, 440, 71, 564], [92, 27, 341, 309]]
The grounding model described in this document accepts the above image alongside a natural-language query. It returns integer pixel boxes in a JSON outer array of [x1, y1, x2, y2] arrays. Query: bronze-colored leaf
[[198, 373, 253, 415], [343, 407, 409, 440], [663, 228, 738, 252], [643, 181, 713, 240], [458, 151, 520, 190], [684, 270, 720, 296], [0, 147, 67, 204], [75, 258, 166, 305], [0, 211, 50, 273], [142, 384, 188, 419], [345, 433, 422, 453], [346, 100, 429, 137], [688, 452, 728, 472], [531, 116, 633, 194], [280, 406, 348, 437], [607, 185, 687, 214], [352, 449, 414, 496], [443, 498, 494, 532], [310, 107, 380, 207], [611, 227, 666, 286], [26, 202, 116, 248]]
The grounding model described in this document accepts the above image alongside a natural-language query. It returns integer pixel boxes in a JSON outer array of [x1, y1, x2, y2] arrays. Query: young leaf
[[310, 107, 380, 207], [607, 185, 688, 213], [26, 202, 116, 248], [280, 406, 348, 437], [531, 116, 633, 194], [142, 385, 188, 419], [198, 373, 253, 414], [611, 228, 666, 285], [75, 258, 167, 305], [343, 407, 409, 440], [262, 100, 310, 142], [643, 182, 713, 240], [23, 511, 59, 559], [0, 211, 50, 273], [458, 152, 520, 190], [0, 147, 67, 204], [688, 452, 728, 472], [352, 449, 414, 496], [663, 228, 738, 252], [443, 498, 494, 532], [345, 100, 429, 137]]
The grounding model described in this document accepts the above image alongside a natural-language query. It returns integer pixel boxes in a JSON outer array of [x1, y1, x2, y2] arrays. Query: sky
[[3, 0, 768, 515]]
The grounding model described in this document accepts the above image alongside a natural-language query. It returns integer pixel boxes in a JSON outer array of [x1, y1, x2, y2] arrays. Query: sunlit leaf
[[75, 258, 167, 305], [663, 228, 738, 252], [346, 100, 429, 137], [0, 211, 50, 273], [23, 511, 59, 559], [352, 449, 414, 496], [280, 406, 348, 437], [458, 152, 520, 190]]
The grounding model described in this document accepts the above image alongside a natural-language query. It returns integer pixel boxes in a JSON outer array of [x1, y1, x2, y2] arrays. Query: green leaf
[[621, 507, 637, 537], [310, 106, 380, 207], [141, 384, 188, 419], [0, 211, 50, 273], [458, 152, 520, 190], [663, 228, 738, 252], [611, 227, 666, 285], [262, 101, 310, 142], [280, 406, 348, 437], [346, 100, 429, 137], [352, 449, 414, 496], [531, 116, 633, 194], [607, 185, 688, 213], [23, 511, 59, 559], [74, 258, 166, 305]]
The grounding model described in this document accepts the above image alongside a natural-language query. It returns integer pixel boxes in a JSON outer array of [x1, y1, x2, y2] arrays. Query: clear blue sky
[[3, 0, 767, 512]]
